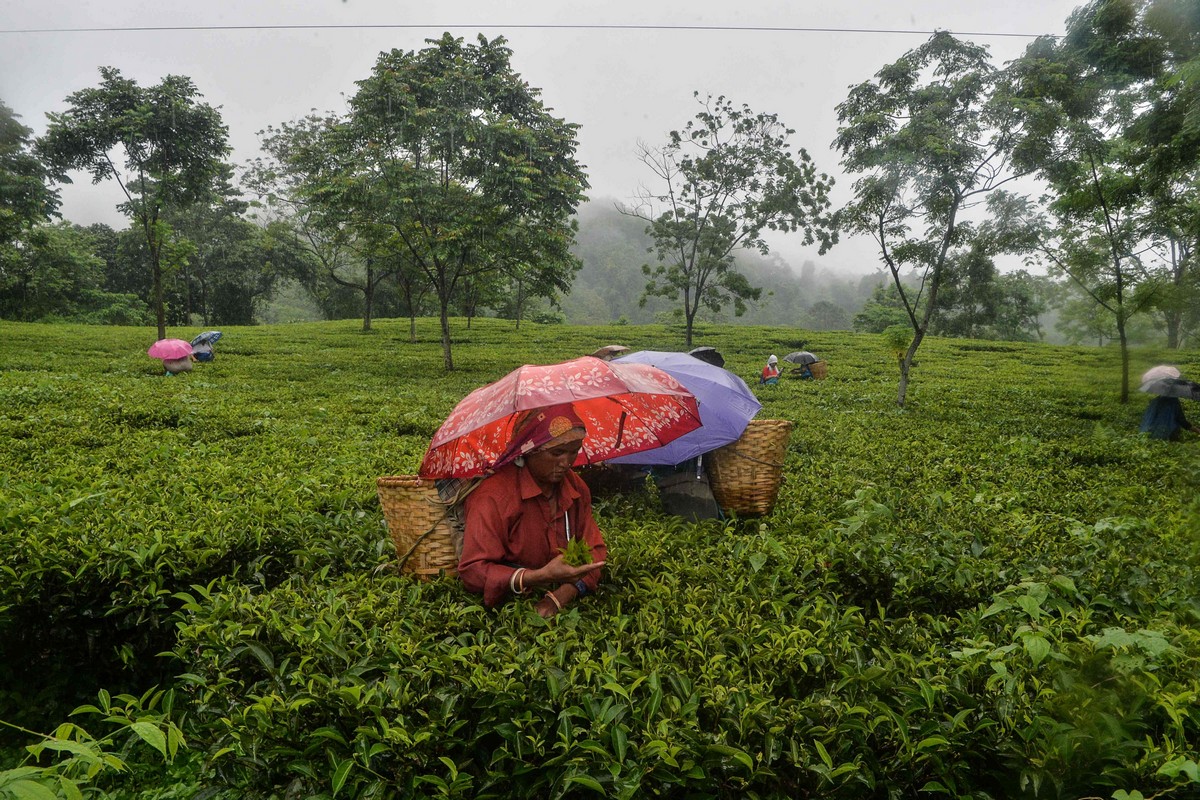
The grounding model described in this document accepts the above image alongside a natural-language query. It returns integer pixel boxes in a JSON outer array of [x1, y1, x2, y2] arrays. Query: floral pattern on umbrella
[[419, 356, 702, 479]]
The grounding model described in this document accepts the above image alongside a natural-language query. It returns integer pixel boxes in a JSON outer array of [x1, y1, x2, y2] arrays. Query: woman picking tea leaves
[[458, 404, 607, 618]]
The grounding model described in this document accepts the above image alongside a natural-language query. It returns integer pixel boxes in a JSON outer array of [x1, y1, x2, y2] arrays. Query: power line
[[0, 22, 1055, 39]]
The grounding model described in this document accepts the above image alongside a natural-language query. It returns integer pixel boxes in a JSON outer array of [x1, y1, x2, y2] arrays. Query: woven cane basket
[[706, 419, 794, 516], [809, 360, 828, 380], [376, 476, 459, 578]]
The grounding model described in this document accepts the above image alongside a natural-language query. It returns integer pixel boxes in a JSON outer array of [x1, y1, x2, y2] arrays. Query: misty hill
[[561, 198, 884, 329]]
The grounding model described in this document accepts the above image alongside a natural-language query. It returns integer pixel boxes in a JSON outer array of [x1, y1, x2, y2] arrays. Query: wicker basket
[[808, 360, 828, 380], [376, 476, 460, 578], [706, 419, 794, 516]]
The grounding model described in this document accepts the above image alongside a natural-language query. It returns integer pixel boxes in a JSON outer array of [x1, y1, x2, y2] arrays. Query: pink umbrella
[[147, 339, 193, 361]]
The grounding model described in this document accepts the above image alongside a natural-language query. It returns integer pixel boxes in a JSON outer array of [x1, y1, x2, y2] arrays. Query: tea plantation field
[[2, 319, 1199, 799]]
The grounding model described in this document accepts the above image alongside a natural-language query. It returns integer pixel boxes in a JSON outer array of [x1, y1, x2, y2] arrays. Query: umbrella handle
[[612, 411, 628, 451]]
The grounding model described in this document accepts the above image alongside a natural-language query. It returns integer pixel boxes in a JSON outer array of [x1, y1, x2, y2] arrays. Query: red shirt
[[459, 464, 607, 608]]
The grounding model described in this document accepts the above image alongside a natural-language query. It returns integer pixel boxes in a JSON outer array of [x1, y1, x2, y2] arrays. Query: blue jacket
[[1140, 396, 1190, 440]]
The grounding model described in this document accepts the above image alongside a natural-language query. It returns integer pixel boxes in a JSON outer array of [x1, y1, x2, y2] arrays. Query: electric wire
[[0, 22, 1056, 39]]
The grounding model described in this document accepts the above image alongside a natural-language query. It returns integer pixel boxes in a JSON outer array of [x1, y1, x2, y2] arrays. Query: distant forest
[[558, 199, 881, 330]]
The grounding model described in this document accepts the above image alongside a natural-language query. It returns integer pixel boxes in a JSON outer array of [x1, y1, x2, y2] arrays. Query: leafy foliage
[[0, 688, 186, 799], [560, 538, 594, 567], [273, 33, 589, 367], [2, 318, 1199, 798], [625, 94, 837, 347], [836, 33, 1032, 407], [37, 67, 230, 339], [1006, 1, 1200, 397], [0, 100, 59, 256]]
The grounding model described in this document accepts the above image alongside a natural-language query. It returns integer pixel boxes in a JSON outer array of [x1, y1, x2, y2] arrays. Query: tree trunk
[[183, 263, 192, 324], [514, 279, 524, 331], [1166, 238, 1185, 349], [440, 304, 454, 370], [362, 260, 374, 332], [896, 330, 926, 408], [199, 277, 210, 326], [1166, 315, 1180, 350], [897, 360, 912, 409], [683, 286, 695, 348], [152, 248, 166, 340], [1117, 318, 1130, 404]]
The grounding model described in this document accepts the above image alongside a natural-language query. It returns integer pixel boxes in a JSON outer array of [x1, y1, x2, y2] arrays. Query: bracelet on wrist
[[510, 567, 529, 595], [545, 590, 564, 611]]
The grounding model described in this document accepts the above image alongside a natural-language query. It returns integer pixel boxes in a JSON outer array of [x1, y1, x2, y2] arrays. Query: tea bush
[[2, 319, 1199, 798]]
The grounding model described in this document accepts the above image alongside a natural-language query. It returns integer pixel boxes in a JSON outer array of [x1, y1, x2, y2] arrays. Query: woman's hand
[[527, 555, 604, 587], [534, 583, 581, 619], [535, 595, 560, 618]]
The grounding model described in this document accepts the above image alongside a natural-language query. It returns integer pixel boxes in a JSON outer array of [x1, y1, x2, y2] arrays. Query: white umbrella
[[1141, 365, 1181, 383]]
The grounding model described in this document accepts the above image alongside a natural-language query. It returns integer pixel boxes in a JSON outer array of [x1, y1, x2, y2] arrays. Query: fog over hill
[[561, 198, 884, 329]]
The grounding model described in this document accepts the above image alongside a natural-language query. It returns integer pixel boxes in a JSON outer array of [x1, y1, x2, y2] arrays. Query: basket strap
[[396, 506, 453, 571], [395, 478, 485, 571], [434, 477, 484, 507]]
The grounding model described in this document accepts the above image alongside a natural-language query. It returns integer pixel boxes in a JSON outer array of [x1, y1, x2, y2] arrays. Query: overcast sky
[[2, 0, 1084, 274]]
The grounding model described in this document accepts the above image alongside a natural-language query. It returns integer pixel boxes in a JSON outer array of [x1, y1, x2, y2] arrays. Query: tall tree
[[835, 32, 1030, 407], [170, 199, 316, 326], [319, 33, 588, 368], [165, 164, 248, 323], [246, 114, 388, 331], [1125, 0, 1200, 347], [992, 270, 1057, 342], [1008, 3, 1173, 400], [624, 94, 836, 347], [0, 100, 59, 267], [806, 299, 852, 330], [37, 67, 229, 339]]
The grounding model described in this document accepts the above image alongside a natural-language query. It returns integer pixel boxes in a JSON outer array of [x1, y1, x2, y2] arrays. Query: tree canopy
[[0, 100, 59, 261], [835, 32, 1030, 407], [625, 93, 836, 347], [1006, 1, 1190, 399], [285, 33, 589, 368], [37, 67, 230, 339]]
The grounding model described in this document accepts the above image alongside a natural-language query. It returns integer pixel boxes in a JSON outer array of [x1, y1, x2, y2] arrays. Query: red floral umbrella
[[419, 356, 702, 479]]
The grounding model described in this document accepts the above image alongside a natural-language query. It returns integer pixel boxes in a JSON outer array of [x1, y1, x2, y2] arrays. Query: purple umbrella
[[607, 351, 762, 465]]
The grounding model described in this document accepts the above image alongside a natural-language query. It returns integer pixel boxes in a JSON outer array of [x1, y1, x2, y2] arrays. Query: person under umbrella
[[1139, 365, 1200, 440], [589, 344, 629, 361], [147, 338, 194, 375], [783, 350, 820, 379], [457, 403, 607, 617], [190, 331, 222, 363], [607, 350, 761, 467], [607, 350, 762, 521], [420, 356, 699, 616], [688, 346, 725, 368]]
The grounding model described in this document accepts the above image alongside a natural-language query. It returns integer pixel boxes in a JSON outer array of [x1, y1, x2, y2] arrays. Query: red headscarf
[[493, 403, 586, 470]]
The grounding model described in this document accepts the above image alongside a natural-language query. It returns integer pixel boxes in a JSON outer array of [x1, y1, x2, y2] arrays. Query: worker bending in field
[[458, 404, 607, 618]]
